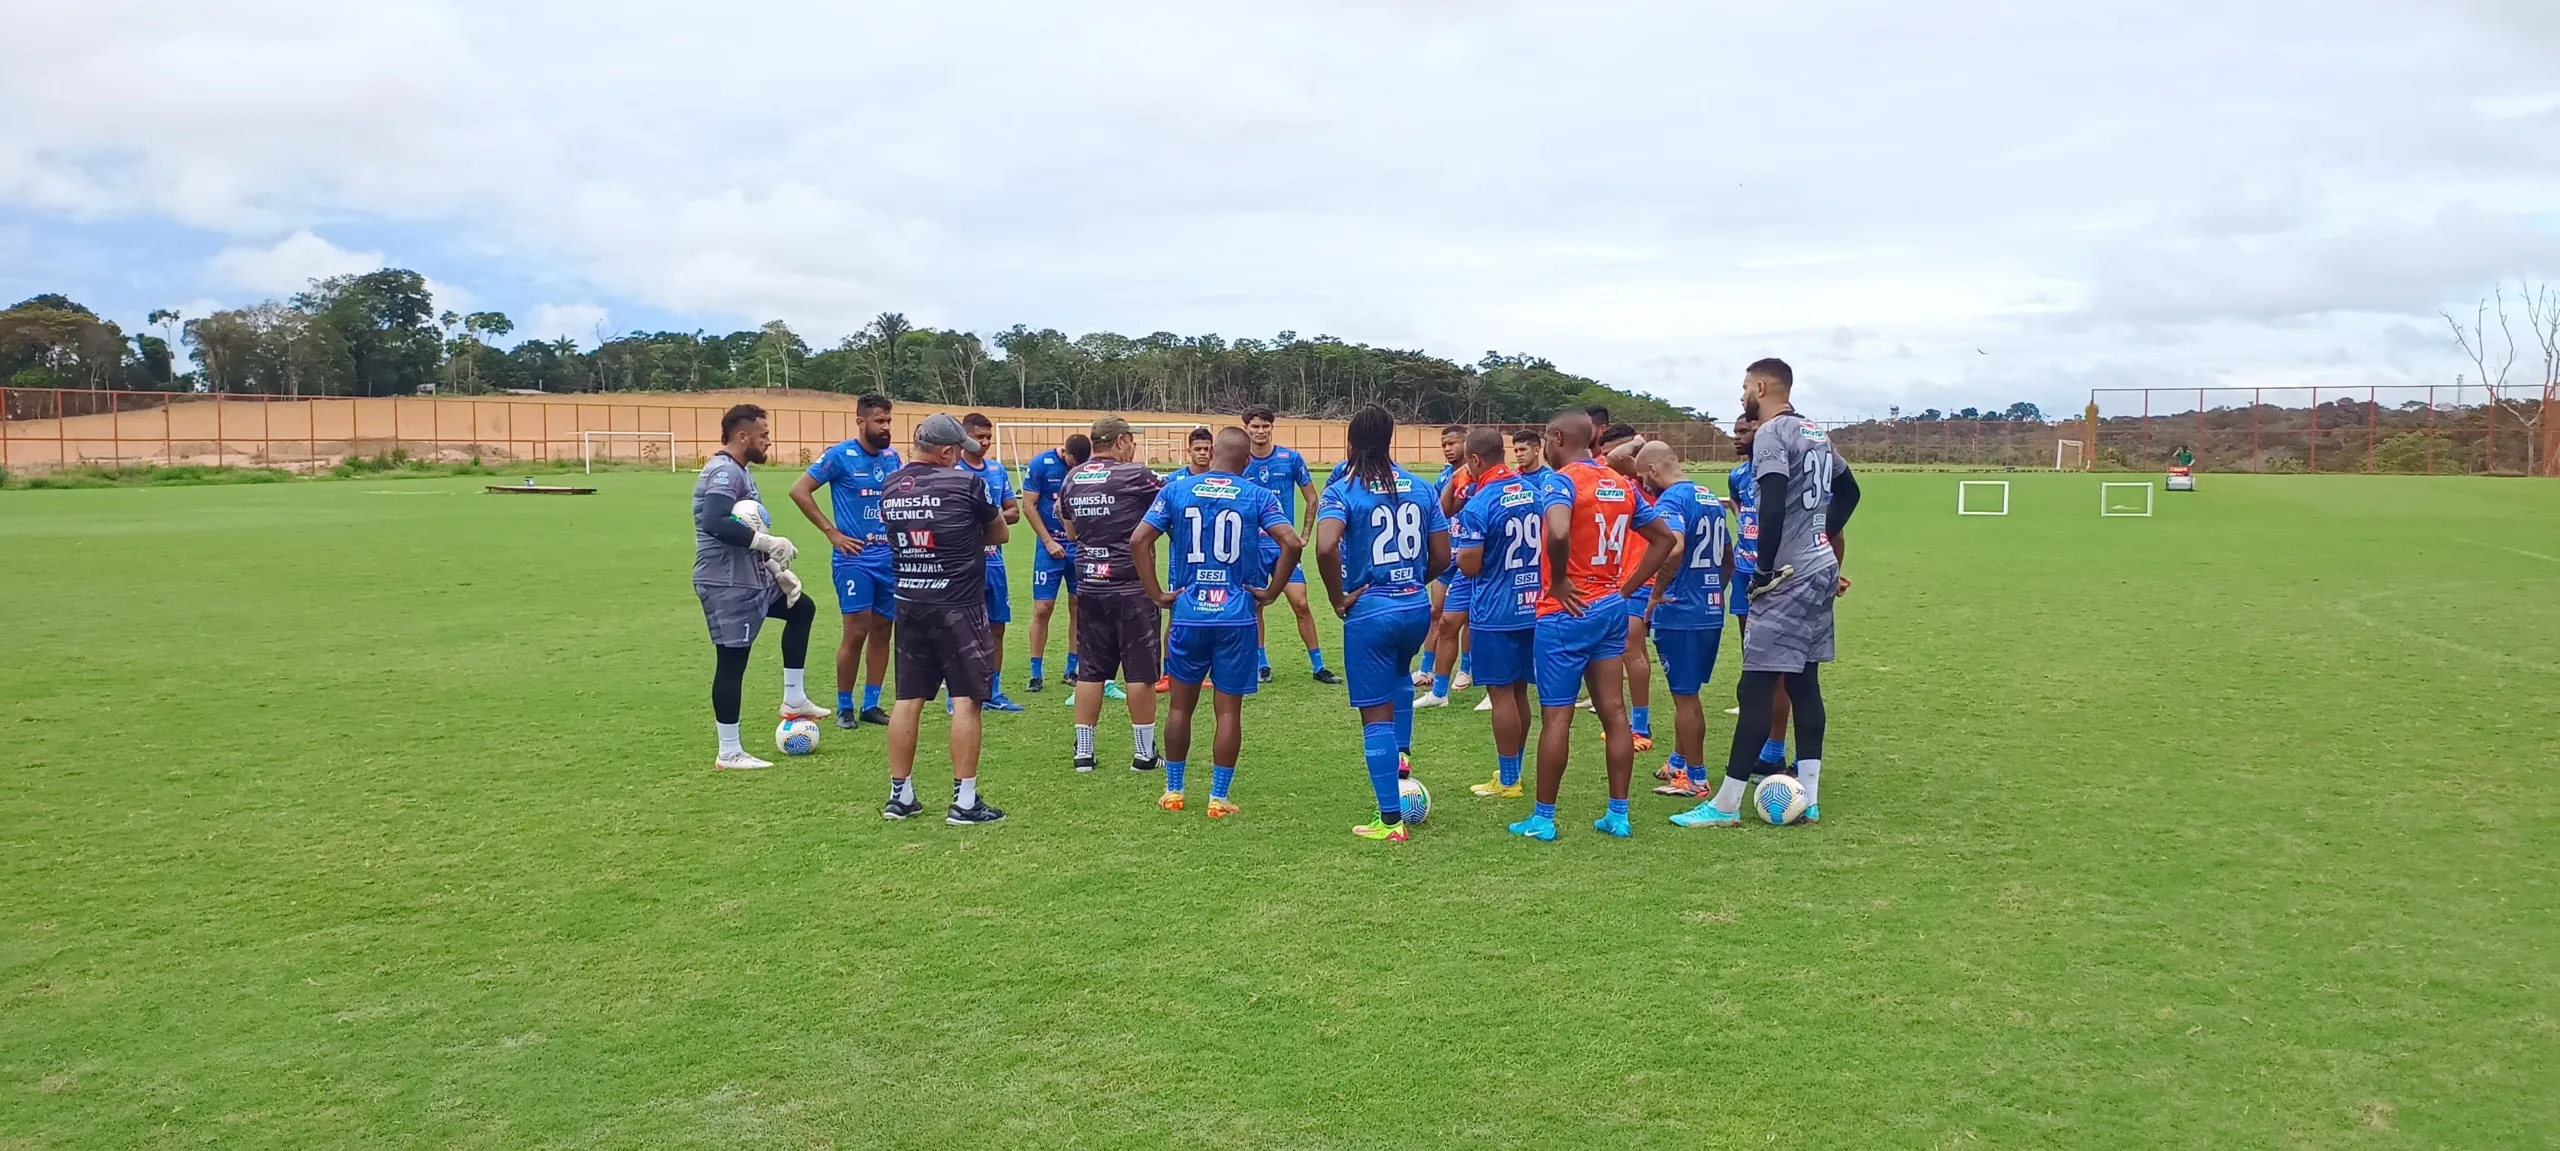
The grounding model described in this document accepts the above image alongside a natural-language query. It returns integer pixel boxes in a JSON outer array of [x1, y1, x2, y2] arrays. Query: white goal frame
[[2099, 481, 2154, 518], [1956, 480, 2010, 516], [580, 430, 679, 473], [2055, 439, 2085, 470], [994, 421, 1207, 472]]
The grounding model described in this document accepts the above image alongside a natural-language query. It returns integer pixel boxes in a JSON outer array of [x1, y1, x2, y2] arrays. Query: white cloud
[[525, 302, 609, 346], [7, 0, 2560, 417], [206, 231, 385, 294]]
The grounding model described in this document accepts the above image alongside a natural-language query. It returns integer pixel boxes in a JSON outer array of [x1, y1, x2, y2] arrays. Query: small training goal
[[580, 430, 678, 473], [2055, 439, 2086, 470], [1956, 480, 2010, 516], [2100, 482, 2154, 518], [994, 421, 1208, 472]]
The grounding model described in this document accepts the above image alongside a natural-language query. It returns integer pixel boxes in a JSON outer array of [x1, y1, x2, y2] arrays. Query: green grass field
[[4, 470, 2556, 1148]]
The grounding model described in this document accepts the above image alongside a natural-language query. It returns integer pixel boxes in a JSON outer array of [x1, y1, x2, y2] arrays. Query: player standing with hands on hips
[[877, 414, 1010, 824], [692, 405, 828, 771], [1674, 358, 1861, 829], [790, 394, 901, 728], [1316, 405, 1450, 844]]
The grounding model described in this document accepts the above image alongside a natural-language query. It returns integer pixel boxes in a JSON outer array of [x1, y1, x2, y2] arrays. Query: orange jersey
[[1621, 482, 1656, 580], [1535, 459, 1660, 617]]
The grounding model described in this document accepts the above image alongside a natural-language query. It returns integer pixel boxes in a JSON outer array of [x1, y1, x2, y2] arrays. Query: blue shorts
[[1257, 541, 1307, 586], [1441, 572, 1472, 613], [1166, 623, 1259, 697], [1468, 626, 1535, 687], [1730, 573, 1753, 618], [1533, 599, 1628, 709], [983, 557, 1012, 625], [1031, 540, 1078, 601], [833, 559, 897, 619], [1652, 625, 1723, 696], [1343, 607, 1432, 708]]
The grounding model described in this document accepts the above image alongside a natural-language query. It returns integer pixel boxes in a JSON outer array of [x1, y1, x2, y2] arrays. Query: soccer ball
[[1753, 774, 1809, 825], [775, 717, 820, 756], [731, 498, 771, 534], [1399, 778, 1432, 825]]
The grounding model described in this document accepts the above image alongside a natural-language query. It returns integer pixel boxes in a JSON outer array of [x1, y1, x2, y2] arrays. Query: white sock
[[1796, 758, 1820, 806], [1712, 776, 1746, 815], [782, 668, 808, 703], [956, 776, 978, 808], [1075, 725, 1096, 758], [891, 776, 914, 803], [717, 723, 743, 756], [1133, 723, 1156, 760]]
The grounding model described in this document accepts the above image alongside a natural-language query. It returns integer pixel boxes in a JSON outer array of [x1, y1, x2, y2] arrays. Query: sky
[[5, 0, 2558, 419]]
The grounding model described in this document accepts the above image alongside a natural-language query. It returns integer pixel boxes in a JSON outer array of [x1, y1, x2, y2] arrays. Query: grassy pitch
[[2, 471, 2554, 1148]]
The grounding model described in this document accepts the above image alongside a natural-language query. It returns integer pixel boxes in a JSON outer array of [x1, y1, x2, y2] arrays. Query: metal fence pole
[[2487, 387, 2497, 473], [2367, 386, 2376, 474], [2251, 388, 2260, 470], [109, 390, 120, 466], [2427, 386, 2436, 474], [2308, 387, 2318, 473]]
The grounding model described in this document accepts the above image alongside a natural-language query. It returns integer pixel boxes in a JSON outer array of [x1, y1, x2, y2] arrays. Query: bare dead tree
[[2445, 285, 2522, 471]]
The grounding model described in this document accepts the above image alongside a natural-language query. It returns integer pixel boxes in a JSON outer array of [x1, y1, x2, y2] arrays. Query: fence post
[[2486, 387, 2496, 473], [307, 397, 317, 474], [110, 390, 120, 466], [164, 393, 172, 466], [56, 389, 66, 467], [2367, 386, 2376, 474], [2140, 390, 2150, 464], [2308, 388, 2318, 473], [2251, 388, 2260, 470], [2427, 386, 2436, 474], [2197, 388, 2204, 463]]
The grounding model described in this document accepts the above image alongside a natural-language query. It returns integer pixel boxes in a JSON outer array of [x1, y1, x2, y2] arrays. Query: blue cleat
[[1669, 803, 1743, 830], [1593, 811, 1633, 838], [1800, 804, 1819, 825], [985, 694, 1025, 713], [1506, 814, 1559, 842]]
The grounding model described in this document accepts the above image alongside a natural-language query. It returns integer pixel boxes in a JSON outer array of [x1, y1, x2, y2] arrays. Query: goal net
[[2100, 481, 2154, 517], [580, 430, 678, 473], [2055, 439, 2086, 471], [992, 421, 1207, 473], [1956, 480, 2010, 516]]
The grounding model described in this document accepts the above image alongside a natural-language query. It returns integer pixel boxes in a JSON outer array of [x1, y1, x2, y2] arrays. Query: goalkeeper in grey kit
[[693, 404, 830, 771]]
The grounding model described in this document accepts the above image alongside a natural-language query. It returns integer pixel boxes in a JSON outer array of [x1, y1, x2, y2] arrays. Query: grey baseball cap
[[916, 412, 981, 452]]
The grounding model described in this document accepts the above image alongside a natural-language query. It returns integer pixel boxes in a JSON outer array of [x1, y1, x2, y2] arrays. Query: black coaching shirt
[[1061, 458, 1163, 599], [880, 462, 999, 608]]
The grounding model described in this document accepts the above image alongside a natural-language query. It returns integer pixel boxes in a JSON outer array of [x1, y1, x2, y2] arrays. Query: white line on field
[[2460, 539, 2560, 564], [2336, 592, 2559, 675]]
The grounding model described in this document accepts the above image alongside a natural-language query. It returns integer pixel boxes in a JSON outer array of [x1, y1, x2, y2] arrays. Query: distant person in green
[[2174, 446, 2194, 468]]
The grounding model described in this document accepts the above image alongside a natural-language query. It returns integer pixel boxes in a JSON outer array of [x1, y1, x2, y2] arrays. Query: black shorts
[[1074, 593, 1161, 684], [893, 602, 997, 702]]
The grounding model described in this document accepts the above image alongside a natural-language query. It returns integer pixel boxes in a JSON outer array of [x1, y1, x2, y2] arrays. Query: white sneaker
[[714, 750, 774, 771], [1451, 671, 1474, 690], [1474, 693, 1495, 712], [1723, 705, 1742, 716], [1414, 691, 1449, 709], [779, 698, 831, 721], [1410, 669, 1434, 687], [1575, 696, 1594, 710]]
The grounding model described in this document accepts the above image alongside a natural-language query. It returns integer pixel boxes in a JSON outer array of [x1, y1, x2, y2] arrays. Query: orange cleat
[[1206, 798, 1241, 819], [1157, 790, 1185, 812], [1630, 733, 1655, 753]]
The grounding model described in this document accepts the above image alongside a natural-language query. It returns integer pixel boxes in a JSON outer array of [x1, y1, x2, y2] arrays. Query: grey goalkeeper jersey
[[1751, 410, 1846, 576], [692, 453, 772, 590]]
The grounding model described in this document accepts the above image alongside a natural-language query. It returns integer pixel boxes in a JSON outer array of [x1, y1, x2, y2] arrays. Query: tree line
[[0, 268, 1706, 425]]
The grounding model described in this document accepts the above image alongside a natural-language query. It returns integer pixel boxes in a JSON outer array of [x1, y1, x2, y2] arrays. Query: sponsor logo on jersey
[[1195, 476, 1243, 498], [1497, 485, 1536, 508], [904, 529, 936, 548]]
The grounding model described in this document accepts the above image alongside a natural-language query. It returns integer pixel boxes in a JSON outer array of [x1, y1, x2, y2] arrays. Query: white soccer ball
[[1399, 777, 1432, 825], [731, 498, 772, 534], [775, 717, 820, 756], [1753, 774, 1809, 825]]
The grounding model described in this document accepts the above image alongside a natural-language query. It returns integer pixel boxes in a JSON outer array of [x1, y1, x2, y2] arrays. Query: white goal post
[[580, 430, 678, 473], [993, 421, 1208, 472], [2099, 481, 2154, 518], [1956, 480, 2010, 516], [2055, 439, 2085, 470]]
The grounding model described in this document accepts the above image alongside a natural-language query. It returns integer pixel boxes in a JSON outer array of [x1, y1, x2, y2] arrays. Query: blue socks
[[837, 690, 854, 713], [1632, 706, 1652, 737], [1534, 801, 1557, 821], [1362, 722, 1403, 823], [1760, 738, 1787, 765], [1459, 651, 1472, 675], [1392, 691, 1414, 759], [1497, 753, 1523, 788], [1258, 647, 1270, 671], [1307, 648, 1326, 673], [1609, 797, 1630, 817], [1165, 760, 1187, 793], [1432, 673, 1452, 696], [990, 671, 1003, 697], [862, 685, 882, 711], [1066, 653, 1081, 678], [1419, 651, 1437, 676], [1029, 656, 1044, 680], [1211, 766, 1235, 800]]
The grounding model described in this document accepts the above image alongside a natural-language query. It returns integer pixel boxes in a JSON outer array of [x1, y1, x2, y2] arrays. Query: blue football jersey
[[1452, 475, 1545, 632], [1316, 465, 1448, 620], [1240, 445, 1314, 525], [1144, 471, 1288, 627], [1649, 481, 1728, 630], [1729, 461, 1759, 574], [1021, 449, 1073, 535], [960, 457, 1014, 558], [806, 439, 902, 567]]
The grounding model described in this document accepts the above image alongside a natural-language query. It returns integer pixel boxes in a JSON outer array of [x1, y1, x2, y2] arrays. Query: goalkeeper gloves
[[748, 531, 799, 567], [772, 565, 804, 608], [1749, 564, 1793, 597]]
